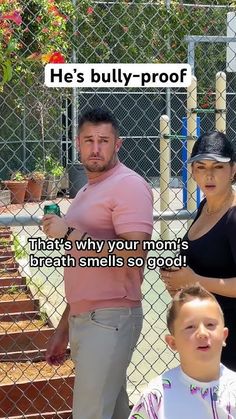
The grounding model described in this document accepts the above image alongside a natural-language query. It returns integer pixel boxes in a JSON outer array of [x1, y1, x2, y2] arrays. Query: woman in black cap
[[161, 130, 236, 370]]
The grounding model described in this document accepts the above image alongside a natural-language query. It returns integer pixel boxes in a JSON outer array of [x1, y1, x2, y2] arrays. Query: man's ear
[[115, 138, 123, 152], [165, 334, 177, 351]]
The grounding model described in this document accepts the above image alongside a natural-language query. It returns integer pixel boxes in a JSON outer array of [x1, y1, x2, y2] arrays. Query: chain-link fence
[[1, 0, 236, 416]]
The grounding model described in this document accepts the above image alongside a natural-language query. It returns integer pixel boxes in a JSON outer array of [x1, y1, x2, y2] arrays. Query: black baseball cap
[[188, 131, 236, 164]]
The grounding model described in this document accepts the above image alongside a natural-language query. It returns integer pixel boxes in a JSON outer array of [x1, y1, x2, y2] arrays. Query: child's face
[[165, 298, 228, 367]]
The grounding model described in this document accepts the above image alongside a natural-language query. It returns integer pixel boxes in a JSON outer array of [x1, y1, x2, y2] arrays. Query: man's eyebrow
[[83, 135, 110, 139]]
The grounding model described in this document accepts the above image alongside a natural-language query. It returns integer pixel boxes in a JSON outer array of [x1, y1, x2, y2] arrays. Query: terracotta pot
[[4, 181, 28, 204], [25, 179, 44, 202]]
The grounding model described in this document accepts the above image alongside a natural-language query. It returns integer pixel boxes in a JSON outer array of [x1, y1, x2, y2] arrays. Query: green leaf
[[0, 60, 13, 86], [5, 60, 13, 81], [6, 39, 17, 55]]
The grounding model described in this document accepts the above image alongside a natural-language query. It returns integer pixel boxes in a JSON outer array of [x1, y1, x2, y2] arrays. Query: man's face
[[77, 122, 122, 176], [166, 299, 228, 369]]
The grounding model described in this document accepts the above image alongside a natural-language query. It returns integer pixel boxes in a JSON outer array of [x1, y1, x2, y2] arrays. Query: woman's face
[[191, 160, 236, 196]]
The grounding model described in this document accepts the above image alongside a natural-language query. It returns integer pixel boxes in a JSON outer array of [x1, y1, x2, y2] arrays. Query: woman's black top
[[181, 200, 236, 370]]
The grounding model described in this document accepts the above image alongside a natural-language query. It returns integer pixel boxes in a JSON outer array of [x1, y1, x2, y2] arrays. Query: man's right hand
[[45, 327, 69, 366]]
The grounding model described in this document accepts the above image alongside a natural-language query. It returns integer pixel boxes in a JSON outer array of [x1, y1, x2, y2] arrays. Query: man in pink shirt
[[43, 108, 153, 419]]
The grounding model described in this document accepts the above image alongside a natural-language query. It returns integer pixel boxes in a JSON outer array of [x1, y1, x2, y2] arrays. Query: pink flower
[[2, 10, 22, 25], [87, 7, 94, 15]]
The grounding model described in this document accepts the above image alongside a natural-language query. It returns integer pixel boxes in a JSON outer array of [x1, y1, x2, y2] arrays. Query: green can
[[43, 203, 61, 217]]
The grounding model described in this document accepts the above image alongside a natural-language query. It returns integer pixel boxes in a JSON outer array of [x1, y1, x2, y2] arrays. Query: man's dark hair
[[166, 284, 224, 334], [78, 108, 119, 136]]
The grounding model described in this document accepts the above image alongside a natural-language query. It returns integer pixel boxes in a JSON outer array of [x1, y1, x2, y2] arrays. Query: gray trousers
[[69, 306, 143, 419]]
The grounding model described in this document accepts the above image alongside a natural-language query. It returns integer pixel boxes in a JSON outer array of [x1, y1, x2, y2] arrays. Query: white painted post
[[215, 71, 226, 133], [160, 115, 170, 240], [187, 76, 197, 224]]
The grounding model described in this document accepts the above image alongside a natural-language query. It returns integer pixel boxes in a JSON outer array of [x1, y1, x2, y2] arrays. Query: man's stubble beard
[[82, 153, 118, 173], [84, 162, 108, 173]]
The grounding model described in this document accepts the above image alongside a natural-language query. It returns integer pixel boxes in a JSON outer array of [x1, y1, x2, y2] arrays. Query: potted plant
[[50, 162, 68, 195], [25, 171, 45, 202], [3, 172, 28, 204], [37, 155, 64, 199], [0, 182, 11, 207]]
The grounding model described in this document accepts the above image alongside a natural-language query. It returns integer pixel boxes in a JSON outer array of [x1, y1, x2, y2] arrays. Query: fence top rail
[[184, 35, 236, 43], [94, 1, 232, 8], [0, 209, 197, 227]]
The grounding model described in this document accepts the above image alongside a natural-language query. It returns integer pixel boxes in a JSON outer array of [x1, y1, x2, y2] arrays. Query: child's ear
[[223, 327, 228, 347], [165, 334, 177, 351]]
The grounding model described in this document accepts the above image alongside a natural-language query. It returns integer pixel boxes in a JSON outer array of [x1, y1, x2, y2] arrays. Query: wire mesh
[[0, 0, 236, 416]]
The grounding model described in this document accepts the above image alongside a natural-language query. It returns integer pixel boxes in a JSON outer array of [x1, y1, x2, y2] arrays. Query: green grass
[[13, 235, 28, 259]]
